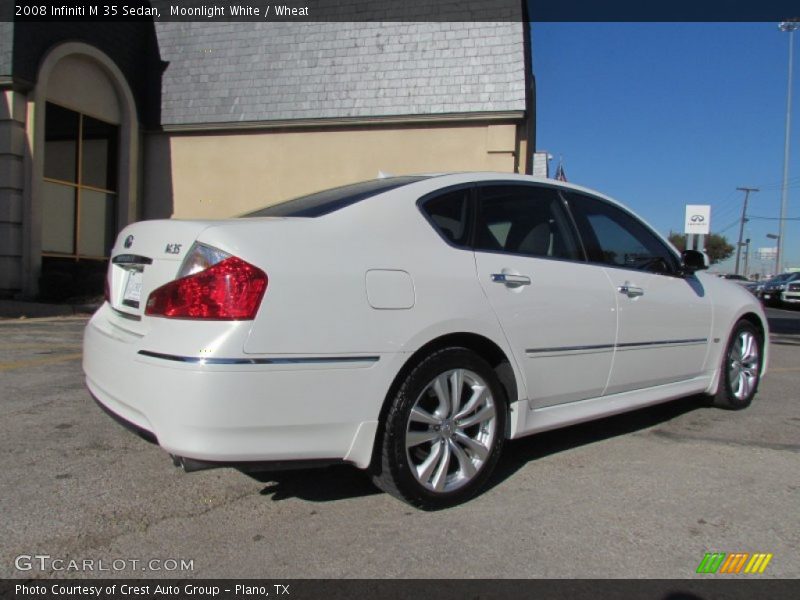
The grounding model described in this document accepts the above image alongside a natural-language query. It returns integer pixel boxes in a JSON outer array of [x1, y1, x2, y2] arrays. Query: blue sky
[[532, 23, 800, 275]]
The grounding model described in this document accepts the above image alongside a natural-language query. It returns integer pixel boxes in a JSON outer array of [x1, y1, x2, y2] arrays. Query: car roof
[[241, 172, 626, 219]]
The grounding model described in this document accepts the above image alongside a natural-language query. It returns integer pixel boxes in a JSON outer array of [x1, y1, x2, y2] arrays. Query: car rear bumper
[[83, 307, 399, 469]]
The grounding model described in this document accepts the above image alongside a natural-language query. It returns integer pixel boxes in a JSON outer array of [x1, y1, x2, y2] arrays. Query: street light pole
[[743, 238, 751, 277], [777, 21, 799, 274], [767, 233, 781, 275]]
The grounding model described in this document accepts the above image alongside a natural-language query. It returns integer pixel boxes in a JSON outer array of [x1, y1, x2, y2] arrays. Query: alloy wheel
[[404, 368, 498, 493], [727, 329, 760, 401]]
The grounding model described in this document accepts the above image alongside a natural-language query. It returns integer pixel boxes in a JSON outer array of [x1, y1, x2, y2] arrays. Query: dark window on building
[[42, 102, 119, 259]]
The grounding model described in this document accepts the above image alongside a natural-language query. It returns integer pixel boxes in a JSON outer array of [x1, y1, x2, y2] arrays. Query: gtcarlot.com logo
[[14, 554, 194, 573], [696, 552, 773, 574]]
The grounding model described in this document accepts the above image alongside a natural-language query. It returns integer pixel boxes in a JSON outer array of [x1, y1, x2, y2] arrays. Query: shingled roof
[[0, 23, 12, 77], [154, 21, 527, 127]]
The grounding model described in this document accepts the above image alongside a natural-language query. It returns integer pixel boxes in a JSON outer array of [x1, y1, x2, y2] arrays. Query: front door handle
[[618, 284, 644, 298], [491, 273, 531, 287]]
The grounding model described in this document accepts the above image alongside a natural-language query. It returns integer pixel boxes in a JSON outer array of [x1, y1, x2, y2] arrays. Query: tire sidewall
[[384, 348, 507, 508], [717, 320, 763, 409]]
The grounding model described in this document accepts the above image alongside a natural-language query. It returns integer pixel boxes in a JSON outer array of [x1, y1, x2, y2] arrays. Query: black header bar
[[4, 1, 800, 23]]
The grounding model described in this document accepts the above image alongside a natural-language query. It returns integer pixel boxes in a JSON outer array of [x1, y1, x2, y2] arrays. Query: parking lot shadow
[[247, 465, 382, 503], [244, 395, 705, 505], [487, 395, 704, 494]]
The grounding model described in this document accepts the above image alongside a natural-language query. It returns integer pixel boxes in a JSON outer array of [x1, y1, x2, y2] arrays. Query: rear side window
[[419, 187, 472, 247], [243, 176, 429, 218], [475, 185, 582, 261]]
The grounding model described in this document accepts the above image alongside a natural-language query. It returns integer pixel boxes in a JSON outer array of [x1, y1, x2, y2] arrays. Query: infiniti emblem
[[124, 235, 134, 249], [440, 420, 454, 439]]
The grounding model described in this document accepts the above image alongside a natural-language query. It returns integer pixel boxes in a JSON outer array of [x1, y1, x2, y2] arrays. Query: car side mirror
[[681, 250, 708, 275]]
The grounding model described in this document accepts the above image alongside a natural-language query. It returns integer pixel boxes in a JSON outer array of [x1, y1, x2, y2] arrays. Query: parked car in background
[[758, 272, 800, 307], [83, 173, 769, 508], [741, 281, 760, 296], [720, 274, 749, 283], [778, 277, 800, 308]]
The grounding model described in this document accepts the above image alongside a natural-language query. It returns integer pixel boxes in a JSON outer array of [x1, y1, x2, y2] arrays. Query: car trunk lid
[[105, 220, 217, 332]]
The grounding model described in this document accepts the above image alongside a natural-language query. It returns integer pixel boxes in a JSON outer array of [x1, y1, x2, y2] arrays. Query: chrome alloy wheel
[[404, 368, 498, 493], [728, 329, 760, 401]]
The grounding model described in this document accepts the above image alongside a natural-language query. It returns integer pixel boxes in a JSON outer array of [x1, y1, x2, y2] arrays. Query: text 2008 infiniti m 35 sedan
[[84, 173, 768, 508]]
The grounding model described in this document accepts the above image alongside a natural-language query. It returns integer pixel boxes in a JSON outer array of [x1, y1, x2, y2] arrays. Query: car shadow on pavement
[[245, 395, 705, 505], [485, 394, 705, 495], [247, 465, 382, 503]]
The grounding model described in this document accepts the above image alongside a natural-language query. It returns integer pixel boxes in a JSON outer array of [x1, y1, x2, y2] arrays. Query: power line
[[717, 218, 742, 233], [748, 215, 800, 220]]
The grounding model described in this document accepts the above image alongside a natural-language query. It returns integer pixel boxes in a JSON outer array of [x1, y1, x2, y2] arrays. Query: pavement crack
[[54, 488, 257, 556]]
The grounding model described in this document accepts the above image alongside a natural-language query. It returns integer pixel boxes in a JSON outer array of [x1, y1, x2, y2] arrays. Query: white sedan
[[84, 173, 768, 508]]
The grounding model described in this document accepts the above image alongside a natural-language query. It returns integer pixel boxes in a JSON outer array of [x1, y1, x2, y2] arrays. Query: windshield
[[241, 176, 430, 218]]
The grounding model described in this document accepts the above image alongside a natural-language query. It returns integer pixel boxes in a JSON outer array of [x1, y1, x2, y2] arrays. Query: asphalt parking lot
[[0, 308, 798, 579]]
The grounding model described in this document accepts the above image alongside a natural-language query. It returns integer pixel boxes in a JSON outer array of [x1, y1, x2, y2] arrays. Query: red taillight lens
[[104, 275, 110, 304], [145, 256, 267, 320]]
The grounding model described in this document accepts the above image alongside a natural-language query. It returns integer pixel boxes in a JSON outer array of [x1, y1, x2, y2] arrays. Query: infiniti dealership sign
[[685, 205, 711, 235]]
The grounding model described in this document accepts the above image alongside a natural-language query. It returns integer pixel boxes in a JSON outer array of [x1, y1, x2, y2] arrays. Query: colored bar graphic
[[744, 553, 773, 574], [719, 553, 749, 573], [697, 553, 726, 574], [697, 552, 773, 574]]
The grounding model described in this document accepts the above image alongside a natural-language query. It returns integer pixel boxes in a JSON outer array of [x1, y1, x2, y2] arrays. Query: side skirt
[[511, 376, 713, 439]]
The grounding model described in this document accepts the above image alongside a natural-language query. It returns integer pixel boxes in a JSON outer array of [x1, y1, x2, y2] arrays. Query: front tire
[[710, 320, 763, 410], [372, 348, 507, 509]]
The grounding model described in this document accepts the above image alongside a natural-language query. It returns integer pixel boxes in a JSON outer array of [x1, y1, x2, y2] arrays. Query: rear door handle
[[618, 284, 644, 298], [491, 273, 531, 287]]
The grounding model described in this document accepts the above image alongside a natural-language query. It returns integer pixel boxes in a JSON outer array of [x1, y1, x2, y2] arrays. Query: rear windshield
[[242, 176, 430, 218]]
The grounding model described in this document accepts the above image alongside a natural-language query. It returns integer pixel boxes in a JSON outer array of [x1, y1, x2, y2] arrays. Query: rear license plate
[[763, 293, 771, 299], [123, 270, 143, 307]]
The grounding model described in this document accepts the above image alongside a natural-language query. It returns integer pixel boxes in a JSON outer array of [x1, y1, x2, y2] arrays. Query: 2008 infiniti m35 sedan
[[84, 173, 768, 508]]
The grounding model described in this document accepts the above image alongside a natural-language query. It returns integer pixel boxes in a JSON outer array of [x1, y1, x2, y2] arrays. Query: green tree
[[668, 231, 735, 265]]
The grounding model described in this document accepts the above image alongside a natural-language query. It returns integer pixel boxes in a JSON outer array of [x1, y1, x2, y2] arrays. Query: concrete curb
[[0, 300, 101, 319]]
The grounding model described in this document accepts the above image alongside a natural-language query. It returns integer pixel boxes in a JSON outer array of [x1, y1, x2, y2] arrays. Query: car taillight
[[145, 247, 267, 320], [104, 274, 110, 304]]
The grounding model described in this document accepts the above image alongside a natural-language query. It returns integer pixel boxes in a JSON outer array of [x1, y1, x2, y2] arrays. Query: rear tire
[[710, 320, 763, 410], [372, 348, 507, 509]]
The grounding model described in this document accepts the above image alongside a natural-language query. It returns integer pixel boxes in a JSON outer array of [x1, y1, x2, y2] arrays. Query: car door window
[[565, 192, 679, 275], [476, 185, 582, 261], [419, 187, 472, 248]]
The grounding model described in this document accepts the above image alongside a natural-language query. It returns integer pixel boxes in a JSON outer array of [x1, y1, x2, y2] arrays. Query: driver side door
[[564, 191, 712, 395]]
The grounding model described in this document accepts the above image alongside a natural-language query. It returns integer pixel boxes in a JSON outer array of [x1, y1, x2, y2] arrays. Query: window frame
[[417, 180, 683, 276], [416, 183, 478, 251], [42, 101, 119, 261], [418, 181, 592, 265], [472, 181, 587, 264]]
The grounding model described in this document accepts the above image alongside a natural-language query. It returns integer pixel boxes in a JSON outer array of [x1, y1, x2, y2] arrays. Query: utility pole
[[735, 187, 759, 275]]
